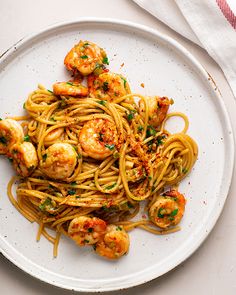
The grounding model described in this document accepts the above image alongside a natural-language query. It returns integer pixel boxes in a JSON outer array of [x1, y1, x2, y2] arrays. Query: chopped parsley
[[66, 82, 73, 86], [116, 226, 122, 231], [170, 209, 178, 216], [99, 132, 104, 142], [138, 125, 144, 132], [98, 100, 106, 106], [102, 56, 109, 65], [146, 125, 157, 137], [47, 89, 53, 94], [0, 118, 2, 121], [39, 198, 52, 211], [68, 189, 76, 195], [105, 182, 117, 190], [75, 195, 81, 199], [77, 153, 82, 159], [8, 157, 13, 163], [158, 208, 165, 218], [157, 136, 164, 146], [42, 154, 47, 161], [84, 239, 90, 243], [105, 143, 115, 150], [148, 176, 152, 180], [127, 110, 136, 121], [83, 42, 89, 46], [121, 77, 127, 87], [70, 181, 77, 186], [88, 228, 93, 233], [23, 103, 26, 109], [81, 55, 88, 59], [182, 168, 188, 174], [102, 82, 109, 92], [23, 135, 30, 142], [0, 136, 7, 145], [50, 117, 56, 122], [168, 216, 175, 221]]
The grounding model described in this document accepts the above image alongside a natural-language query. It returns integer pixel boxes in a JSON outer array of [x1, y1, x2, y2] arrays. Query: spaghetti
[[2, 40, 198, 260]]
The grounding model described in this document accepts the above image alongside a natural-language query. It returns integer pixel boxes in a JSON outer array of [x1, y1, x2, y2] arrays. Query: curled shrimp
[[0, 119, 24, 155], [94, 225, 130, 259], [64, 40, 108, 76], [149, 190, 186, 229], [139, 96, 172, 128], [52, 81, 88, 97], [68, 216, 107, 246], [40, 143, 78, 180], [9, 142, 38, 177], [88, 72, 130, 102], [79, 118, 118, 160]]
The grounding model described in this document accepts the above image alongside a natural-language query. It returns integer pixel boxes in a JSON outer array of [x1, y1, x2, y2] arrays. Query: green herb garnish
[[71, 181, 77, 186], [105, 182, 117, 190], [146, 125, 157, 137], [39, 198, 52, 211], [88, 228, 93, 233], [170, 209, 178, 216], [116, 226, 122, 231], [98, 100, 106, 106], [102, 82, 109, 92], [42, 154, 47, 161], [84, 239, 90, 243], [127, 202, 134, 209], [68, 189, 76, 195], [182, 168, 188, 174], [47, 89, 53, 94], [158, 208, 165, 218], [24, 135, 30, 142], [81, 55, 88, 59], [102, 57, 109, 65], [105, 144, 115, 150], [75, 195, 81, 199], [8, 157, 13, 163], [77, 153, 82, 159], [138, 125, 144, 132], [127, 110, 136, 121], [66, 82, 73, 86], [0, 118, 2, 121], [23, 103, 26, 109], [121, 77, 127, 87], [0, 136, 7, 145]]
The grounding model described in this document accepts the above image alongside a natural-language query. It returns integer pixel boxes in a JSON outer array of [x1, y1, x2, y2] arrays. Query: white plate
[[0, 19, 234, 292]]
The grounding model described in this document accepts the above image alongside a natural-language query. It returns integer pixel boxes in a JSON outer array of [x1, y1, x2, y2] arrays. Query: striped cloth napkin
[[133, 0, 236, 98]]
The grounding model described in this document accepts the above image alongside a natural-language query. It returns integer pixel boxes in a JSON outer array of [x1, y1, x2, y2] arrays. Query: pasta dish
[[0, 40, 198, 260]]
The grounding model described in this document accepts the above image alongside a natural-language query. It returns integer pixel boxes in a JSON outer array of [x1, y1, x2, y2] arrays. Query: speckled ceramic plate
[[0, 19, 234, 292]]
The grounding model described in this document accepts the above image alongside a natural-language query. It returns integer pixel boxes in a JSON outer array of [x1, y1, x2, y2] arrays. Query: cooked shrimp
[[68, 216, 107, 246], [44, 127, 64, 146], [64, 40, 108, 76], [9, 142, 38, 177], [149, 190, 186, 229], [95, 225, 130, 259], [52, 81, 88, 97], [40, 143, 78, 180], [0, 119, 24, 154], [79, 119, 118, 160], [139, 96, 172, 128], [88, 72, 129, 101]]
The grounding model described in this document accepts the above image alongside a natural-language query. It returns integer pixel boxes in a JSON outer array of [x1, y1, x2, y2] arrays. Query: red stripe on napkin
[[216, 0, 236, 29]]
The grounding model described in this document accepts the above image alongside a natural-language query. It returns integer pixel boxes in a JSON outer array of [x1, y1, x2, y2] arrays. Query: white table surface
[[0, 0, 236, 294]]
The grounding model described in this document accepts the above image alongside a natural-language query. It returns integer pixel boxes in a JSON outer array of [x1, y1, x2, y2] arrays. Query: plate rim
[[0, 17, 234, 292]]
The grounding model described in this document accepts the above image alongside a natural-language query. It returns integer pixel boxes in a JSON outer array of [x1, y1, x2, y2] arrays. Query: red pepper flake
[[142, 214, 147, 219], [120, 62, 124, 67], [140, 83, 145, 88]]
